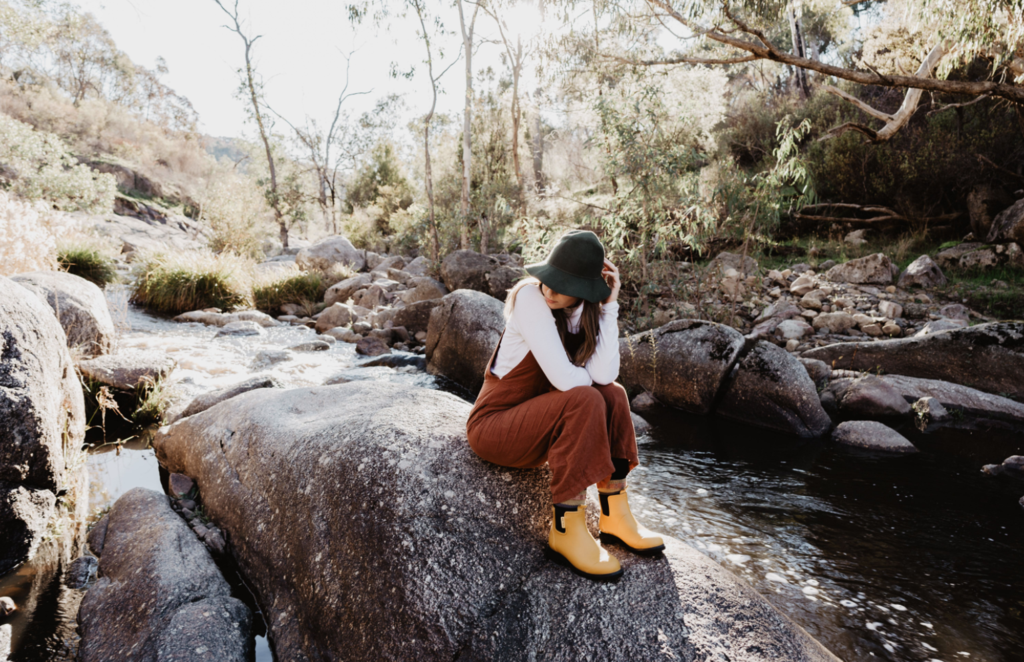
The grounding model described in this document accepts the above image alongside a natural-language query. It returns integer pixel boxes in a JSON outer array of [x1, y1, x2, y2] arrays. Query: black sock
[[611, 458, 631, 481]]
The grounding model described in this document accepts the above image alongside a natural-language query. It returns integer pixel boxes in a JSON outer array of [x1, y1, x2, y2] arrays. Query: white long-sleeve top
[[491, 283, 620, 390]]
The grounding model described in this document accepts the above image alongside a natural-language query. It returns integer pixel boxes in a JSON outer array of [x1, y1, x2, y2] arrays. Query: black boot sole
[[544, 545, 624, 581], [599, 532, 666, 556]]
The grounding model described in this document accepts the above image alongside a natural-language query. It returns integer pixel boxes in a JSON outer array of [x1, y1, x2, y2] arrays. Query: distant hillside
[[203, 136, 249, 166]]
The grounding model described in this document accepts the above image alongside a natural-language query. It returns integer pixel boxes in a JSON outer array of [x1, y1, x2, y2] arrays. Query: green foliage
[[57, 240, 118, 287], [130, 251, 253, 314], [0, 112, 117, 212], [345, 141, 414, 231], [252, 271, 325, 312]]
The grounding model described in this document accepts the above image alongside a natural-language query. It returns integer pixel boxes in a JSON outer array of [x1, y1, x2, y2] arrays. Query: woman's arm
[[513, 285, 593, 391], [585, 301, 620, 385]]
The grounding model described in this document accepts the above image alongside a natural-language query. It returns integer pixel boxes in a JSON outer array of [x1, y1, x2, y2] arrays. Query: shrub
[[0, 112, 116, 212], [57, 238, 119, 287], [0, 190, 75, 275], [130, 251, 253, 314], [252, 271, 324, 313]]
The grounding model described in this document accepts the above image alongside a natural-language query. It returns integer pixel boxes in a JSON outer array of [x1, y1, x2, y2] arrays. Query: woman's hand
[[602, 259, 621, 304]]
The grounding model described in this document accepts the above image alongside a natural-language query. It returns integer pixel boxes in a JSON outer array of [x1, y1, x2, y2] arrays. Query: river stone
[[803, 322, 1024, 400], [152, 381, 838, 662], [251, 349, 292, 370], [798, 358, 831, 389], [10, 271, 116, 358], [986, 197, 1024, 244], [174, 310, 279, 328], [397, 277, 448, 305], [323, 327, 361, 343], [812, 312, 855, 334], [935, 243, 983, 269], [959, 247, 998, 269], [404, 256, 433, 277], [426, 289, 505, 394], [829, 375, 912, 418], [832, 421, 918, 453], [881, 374, 1024, 430], [315, 303, 359, 333], [296, 235, 366, 272], [369, 255, 406, 278], [324, 273, 373, 307], [355, 336, 391, 357], [897, 255, 947, 289], [776, 318, 812, 340], [619, 320, 744, 415], [77, 488, 252, 662], [440, 249, 502, 294], [290, 340, 331, 352], [630, 411, 652, 435], [78, 349, 176, 391], [485, 264, 525, 301], [1, 279, 86, 573], [825, 253, 896, 285], [391, 298, 442, 336], [717, 341, 832, 438], [65, 555, 99, 589], [87, 514, 109, 556], [215, 320, 265, 338], [707, 251, 758, 277]]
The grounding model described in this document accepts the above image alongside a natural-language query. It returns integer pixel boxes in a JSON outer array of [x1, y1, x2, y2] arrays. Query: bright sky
[[74, 0, 548, 141]]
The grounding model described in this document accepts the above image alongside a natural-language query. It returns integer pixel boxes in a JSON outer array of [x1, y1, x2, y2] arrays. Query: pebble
[[0, 596, 15, 615], [765, 573, 789, 584]]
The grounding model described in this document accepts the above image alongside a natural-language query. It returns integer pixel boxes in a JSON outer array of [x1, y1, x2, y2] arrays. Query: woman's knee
[[594, 382, 629, 409], [566, 385, 606, 412]]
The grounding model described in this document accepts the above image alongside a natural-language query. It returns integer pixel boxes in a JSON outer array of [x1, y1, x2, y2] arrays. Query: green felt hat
[[525, 230, 611, 304]]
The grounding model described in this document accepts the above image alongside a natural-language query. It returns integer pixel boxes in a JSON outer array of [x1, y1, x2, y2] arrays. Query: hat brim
[[526, 262, 612, 304]]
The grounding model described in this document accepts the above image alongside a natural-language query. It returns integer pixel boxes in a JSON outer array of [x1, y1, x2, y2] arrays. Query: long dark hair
[[505, 277, 602, 366]]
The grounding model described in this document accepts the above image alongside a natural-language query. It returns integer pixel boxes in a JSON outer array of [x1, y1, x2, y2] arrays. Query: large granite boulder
[[716, 341, 832, 437], [324, 273, 373, 306], [986, 197, 1024, 244], [153, 381, 838, 662], [165, 375, 283, 425], [440, 249, 500, 293], [77, 488, 253, 662], [484, 264, 525, 301], [296, 235, 366, 273], [426, 289, 505, 394], [397, 277, 448, 305], [77, 348, 177, 391], [825, 253, 897, 285], [618, 320, 745, 415], [10, 271, 116, 357], [1, 278, 86, 574], [392, 298, 443, 335], [880, 374, 1024, 430], [803, 322, 1024, 401], [77, 212, 205, 257], [967, 183, 1015, 240], [315, 302, 360, 334], [826, 375, 912, 419], [832, 421, 918, 454]]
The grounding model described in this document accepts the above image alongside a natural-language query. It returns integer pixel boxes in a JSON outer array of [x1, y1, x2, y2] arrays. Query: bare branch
[[822, 84, 894, 122], [604, 53, 758, 67], [926, 93, 991, 115]]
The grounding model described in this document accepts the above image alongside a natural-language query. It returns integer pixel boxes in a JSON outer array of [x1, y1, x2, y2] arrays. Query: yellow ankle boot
[[598, 490, 665, 555], [545, 505, 623, 580]]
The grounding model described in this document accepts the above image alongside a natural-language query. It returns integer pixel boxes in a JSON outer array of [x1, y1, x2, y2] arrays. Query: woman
[[467, 230, 664, 581]]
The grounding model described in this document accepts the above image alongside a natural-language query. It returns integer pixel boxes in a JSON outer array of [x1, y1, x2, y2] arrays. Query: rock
[[915, 319, 969, 336], [10, 271, 116, 357], [912, 396, 950, 423], [354, 283, 386, 309], [968, 183, 1015, 240], [897, 255, 947, 289], [169, 473, 195, 499], [0, 596, 14, 616], [173, 309, 280, 328], [776, 318, 812, 340], [844, 229, 868, 246], [630, 391, 659, 412], [620, 320, 745, 415], [1, 278, 86, 574], [353, 321, 372, 335], [77, 488, 252, 662], [214, 320, 265, 338], [804, 323, 1024, 400], [630, 412, 652, 435], [1007, 242, 1024, 268], [959, 248, 998, 270], [818, 259, 837, 271], [707, 251, 758, 277], [717, 341, 832, 438], [935, 242, 983, 269], [81, 212, 205, 257], [799, 292, 823, 310], [798, 358, 830, 388], [152, 382, 838, 662], [985, 197, 1024, 244], [425, 290, 505, 394], [323, 327, 361, 343], [397, 277, 448, 304], [251, 349, 292, 370], [65, 555, 99, 589], [355, 336, 391, 357], [324, 273, 373, 306], [392, 299, 443, 336], [939, 303, 970, 320], [88, 514, 109, 556], [882, 374, 1024, 430], [289, 340, 331, 352], [404, 256, 433, 277], [315, 302, 359, 333], [812, 312, 856, 334], [862, 323, 883, 337], [204, 529, 227, 555], [826, 253, 896, 285], [484, 264, 525, 301], [878, 300, 903, 319], [829, 375, 912, 418], [440, 249, 502, 293], [296, 235, 366, 272], [369, 255, 406, 278], [789, 275, 815, 296], [832, 421, 918, 453]]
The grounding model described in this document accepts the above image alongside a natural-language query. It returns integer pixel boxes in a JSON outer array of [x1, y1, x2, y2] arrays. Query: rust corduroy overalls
[[466, 329, 638, 503]]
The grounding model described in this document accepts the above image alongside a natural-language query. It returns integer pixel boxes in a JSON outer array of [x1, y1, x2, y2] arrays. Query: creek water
[[3, 290, 1022, 661]]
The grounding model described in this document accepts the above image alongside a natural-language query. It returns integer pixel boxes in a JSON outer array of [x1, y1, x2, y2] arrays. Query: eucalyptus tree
[[457, 0, 480, 250]]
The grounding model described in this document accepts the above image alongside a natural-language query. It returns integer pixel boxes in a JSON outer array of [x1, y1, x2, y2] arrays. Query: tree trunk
[[787, 5, 809, 98], [531, 107, 544, 192], [457, 0, 477, 251], [479, 213, 489, 256], [416, 1, 441, 263], [510, 37, 523, 193]]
